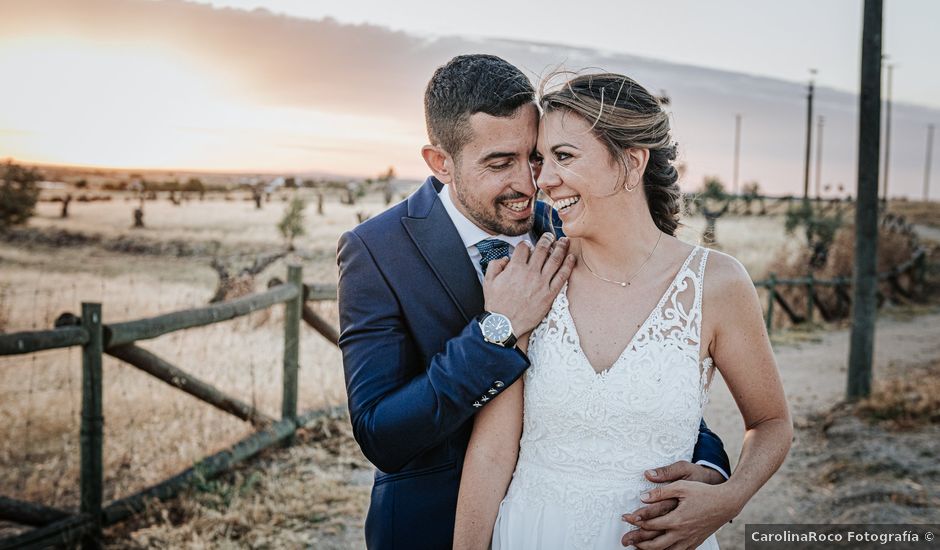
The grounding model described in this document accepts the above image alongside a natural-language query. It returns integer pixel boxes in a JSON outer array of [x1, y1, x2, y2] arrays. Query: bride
[[453, 73, 792, 549]]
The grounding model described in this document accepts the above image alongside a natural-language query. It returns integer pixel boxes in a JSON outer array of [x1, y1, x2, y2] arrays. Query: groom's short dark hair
[[424, 54, 535, 160]]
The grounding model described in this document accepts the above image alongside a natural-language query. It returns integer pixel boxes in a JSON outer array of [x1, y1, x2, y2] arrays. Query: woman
[[453, 73, 792, 549]]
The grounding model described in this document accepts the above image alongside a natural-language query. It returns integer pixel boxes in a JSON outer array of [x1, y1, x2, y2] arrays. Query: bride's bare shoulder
[[701, 248, 759, 309], [700, 248, 765, 356]]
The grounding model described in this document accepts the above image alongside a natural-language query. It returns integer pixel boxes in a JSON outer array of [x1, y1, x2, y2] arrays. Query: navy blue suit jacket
[[336, 176, 730, 549]]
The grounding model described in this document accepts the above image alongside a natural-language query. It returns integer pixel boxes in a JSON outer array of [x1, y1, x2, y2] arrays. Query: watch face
[[482, 313, 512, 343]]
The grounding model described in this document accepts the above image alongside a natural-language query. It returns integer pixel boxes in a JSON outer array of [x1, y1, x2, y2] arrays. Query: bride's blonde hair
[[539, 72, 682, 236]]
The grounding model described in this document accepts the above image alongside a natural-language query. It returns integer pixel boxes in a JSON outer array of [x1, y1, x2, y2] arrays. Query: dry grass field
[[0, 191, 934, 545]]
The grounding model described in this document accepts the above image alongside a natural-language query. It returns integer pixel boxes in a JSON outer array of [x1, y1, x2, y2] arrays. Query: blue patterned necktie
[[476, 238, 513, 275]]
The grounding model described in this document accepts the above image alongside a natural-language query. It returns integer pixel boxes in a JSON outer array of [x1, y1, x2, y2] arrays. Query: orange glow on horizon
[[0, 35, 426, 176]]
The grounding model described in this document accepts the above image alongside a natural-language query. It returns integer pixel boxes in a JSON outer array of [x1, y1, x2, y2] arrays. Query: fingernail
[[640, 492, 650, 501], [646, 469, 658, 478], [621, 514, 629, 521]]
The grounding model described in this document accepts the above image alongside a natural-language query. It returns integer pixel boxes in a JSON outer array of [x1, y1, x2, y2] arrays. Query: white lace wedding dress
[[491, 245, 720, 549]]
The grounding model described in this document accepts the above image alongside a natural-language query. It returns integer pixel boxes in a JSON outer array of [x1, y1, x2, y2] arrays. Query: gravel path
[[707, 306, 940, 549]]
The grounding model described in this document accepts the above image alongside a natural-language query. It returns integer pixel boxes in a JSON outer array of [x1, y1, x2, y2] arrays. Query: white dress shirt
[[438, 184, 533, 283]]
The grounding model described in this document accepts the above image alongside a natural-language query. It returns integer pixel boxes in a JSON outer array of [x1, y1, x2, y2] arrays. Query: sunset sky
[[1, 0, 938, 194]]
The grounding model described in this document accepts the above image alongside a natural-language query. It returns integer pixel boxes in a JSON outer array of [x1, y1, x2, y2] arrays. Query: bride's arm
[[705, 254, 792, 509], [453, 337, 527, 550]]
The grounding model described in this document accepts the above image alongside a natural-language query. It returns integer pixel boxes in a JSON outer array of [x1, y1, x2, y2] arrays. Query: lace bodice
[[502, 245, 714, 548]]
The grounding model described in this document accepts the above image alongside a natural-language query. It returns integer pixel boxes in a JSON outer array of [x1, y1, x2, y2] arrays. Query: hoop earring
[[625, 179, 641, 192]]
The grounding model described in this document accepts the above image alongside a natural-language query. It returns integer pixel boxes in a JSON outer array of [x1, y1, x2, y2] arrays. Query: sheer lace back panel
[[502, 245, 714, 547]]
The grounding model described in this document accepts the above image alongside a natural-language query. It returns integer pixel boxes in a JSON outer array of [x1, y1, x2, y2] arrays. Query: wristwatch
[[478, 312, 517, 348]]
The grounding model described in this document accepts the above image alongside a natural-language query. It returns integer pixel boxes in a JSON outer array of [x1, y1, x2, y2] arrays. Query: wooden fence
[[755, 248, 928, 331], [682, 193, 855, 218], [0, 265, 342, 550]]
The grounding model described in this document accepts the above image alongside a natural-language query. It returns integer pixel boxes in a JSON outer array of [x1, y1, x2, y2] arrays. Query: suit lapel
[[401, 179, 484, 323], [532, 200, 565, 240]]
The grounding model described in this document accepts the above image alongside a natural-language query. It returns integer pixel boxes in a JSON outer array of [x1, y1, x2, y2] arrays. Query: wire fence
[[0, 266, 345, 549]]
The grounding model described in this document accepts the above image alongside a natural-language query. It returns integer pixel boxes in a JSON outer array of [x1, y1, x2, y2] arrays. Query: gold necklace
[[580, 231, 663, 288]]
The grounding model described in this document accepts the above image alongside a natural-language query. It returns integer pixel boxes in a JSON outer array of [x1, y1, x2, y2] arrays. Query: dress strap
[[692, 246, 710, 316]]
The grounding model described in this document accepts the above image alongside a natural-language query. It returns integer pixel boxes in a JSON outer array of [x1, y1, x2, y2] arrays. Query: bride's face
[[536, 109, 634, 238]]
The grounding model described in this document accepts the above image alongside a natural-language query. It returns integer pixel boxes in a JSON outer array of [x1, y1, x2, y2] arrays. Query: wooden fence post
[[916, 251, 927, 295], [806, 273, 815, 324], [81, 303, 104, 550], [282, 265, 302, 444], [765, 274, 776, 333]]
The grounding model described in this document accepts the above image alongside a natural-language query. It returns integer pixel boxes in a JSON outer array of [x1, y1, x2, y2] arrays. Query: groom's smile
[[446, 103, 540, 237]]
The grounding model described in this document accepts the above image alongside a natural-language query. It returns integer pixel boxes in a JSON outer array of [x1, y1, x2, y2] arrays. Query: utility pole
[[847, 0, 882, 401], [881, 62, 894, 202], [925, 123, 935, 202], [733, 114, 742, 196], [802, 70, 817, 203], [815, 115, 825, 199]]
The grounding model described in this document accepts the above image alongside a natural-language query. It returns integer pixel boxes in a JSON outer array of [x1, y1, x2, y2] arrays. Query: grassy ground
[[101, 413, 373, 549], [887, 199, 940, 229]]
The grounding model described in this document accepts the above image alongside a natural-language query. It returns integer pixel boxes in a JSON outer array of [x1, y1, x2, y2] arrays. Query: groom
[[337, 54, 732, 549]]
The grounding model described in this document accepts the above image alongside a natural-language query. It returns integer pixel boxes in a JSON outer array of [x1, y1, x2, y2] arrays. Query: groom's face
[[449, 104, 539, 237]]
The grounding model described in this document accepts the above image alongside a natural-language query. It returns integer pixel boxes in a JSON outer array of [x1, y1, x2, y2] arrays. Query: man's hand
[[621, 461, 735, 549], [647, 460, 727, 486], [483, 233, 574, 336]]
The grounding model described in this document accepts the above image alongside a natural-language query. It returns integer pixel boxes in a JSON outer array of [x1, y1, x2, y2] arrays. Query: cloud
[[1, 0, 450, 121]]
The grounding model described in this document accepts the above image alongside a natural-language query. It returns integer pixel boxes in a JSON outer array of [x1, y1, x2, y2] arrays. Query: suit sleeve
[[692, 418, 731, 480], [337, 230, 530, 474]]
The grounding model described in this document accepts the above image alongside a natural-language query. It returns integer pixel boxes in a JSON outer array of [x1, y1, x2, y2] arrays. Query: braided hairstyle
[[539, 73, 682, 236]]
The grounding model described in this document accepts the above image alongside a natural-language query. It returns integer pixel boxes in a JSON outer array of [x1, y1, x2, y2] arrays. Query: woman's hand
[[621, 480, 745, 549], [481, 234, 574, 336]]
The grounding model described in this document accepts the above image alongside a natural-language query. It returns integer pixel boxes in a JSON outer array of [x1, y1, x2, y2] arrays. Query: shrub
[[183, 178, 205, 193], [0, 161, 41, 228], [784, 200, 846, 268], [764, 213, 918, 328], [699, 176, 728, 201], [277, 197, 307, 250]]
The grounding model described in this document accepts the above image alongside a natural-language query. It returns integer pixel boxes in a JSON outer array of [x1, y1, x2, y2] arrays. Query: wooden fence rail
[[0, 326, 89, 355], [754, 248, 927, 331], [0, 264, 345, 550]]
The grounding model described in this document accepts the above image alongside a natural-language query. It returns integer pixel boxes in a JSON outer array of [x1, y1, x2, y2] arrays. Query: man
[[337, 54, 731, 549]]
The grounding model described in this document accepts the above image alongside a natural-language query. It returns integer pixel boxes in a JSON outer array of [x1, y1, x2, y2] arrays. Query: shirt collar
[[438, 184, 531, 251]]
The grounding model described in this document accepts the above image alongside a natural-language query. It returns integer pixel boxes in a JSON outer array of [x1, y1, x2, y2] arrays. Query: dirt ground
[[707, 307, 940, 548], [88, 300, 940, 549]]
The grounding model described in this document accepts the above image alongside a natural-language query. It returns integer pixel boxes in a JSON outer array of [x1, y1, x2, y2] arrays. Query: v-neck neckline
[[562, 245, 700, 377]]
